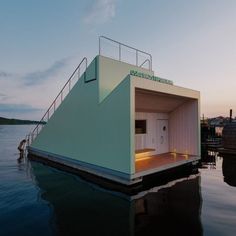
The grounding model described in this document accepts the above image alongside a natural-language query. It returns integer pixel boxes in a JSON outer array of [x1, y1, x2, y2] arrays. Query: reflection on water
[[1, 126, 236, 236], [134, 176, 202, 236], [0, 125, 54, 236], [31, 162, 202, 236], [201, 149, 236, 187], [200, 150, 236, 236], [201, 149, 217, 169], [31, 163, 132, 235], [222, 155, 236, 187]]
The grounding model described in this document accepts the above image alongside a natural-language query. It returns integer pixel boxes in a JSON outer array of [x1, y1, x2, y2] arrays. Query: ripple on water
[[1, 126, 236, 236]]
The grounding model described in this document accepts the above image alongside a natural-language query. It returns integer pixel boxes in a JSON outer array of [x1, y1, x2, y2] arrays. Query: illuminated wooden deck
[[135, 152, 200, 176]]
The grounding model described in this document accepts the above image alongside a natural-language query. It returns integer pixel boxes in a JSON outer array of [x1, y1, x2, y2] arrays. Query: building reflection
[[200, 148, 217, 169], [201, 149, 236, 187], [30, 161, 203, 236], [134, 176, 202, 236], [222, 155, 236, 187]]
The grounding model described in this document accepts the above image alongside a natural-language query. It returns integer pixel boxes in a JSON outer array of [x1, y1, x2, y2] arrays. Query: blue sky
[[0, 0, 235, 119]]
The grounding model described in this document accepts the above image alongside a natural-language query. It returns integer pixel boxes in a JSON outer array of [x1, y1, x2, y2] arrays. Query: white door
[[157, 119, 169, 154]]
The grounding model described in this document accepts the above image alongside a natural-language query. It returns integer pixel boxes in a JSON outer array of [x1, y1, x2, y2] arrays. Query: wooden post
[[230, 109, 232, 123]]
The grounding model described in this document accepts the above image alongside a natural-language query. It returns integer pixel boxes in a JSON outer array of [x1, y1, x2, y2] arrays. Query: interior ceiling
[[135, 88, 192, 113]]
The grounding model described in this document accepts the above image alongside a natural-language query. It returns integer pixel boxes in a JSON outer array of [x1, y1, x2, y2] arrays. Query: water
[[0, 126, 236, 236]]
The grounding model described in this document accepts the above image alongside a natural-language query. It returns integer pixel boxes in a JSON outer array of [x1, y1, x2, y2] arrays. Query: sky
[[0, 0, 235, 119]]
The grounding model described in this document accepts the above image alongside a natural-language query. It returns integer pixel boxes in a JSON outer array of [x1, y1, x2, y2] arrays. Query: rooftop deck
[[134, 152, 200, 178]]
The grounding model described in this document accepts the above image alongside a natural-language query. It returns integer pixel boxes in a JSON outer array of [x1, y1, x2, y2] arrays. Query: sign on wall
[[130, 70, 173, 85]]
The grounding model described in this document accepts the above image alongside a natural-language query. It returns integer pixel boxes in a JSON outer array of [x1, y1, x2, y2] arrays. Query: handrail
[[139, 58, 150, 69], [28, 57, 87, 145], [99, 36, 152, 70]]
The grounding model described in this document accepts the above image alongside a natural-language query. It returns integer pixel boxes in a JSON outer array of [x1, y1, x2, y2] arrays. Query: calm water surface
[[0, 125, 236, 236]]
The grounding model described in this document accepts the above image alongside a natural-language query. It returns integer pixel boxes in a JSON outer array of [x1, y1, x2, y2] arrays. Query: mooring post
[[230, 109, 232, 123]]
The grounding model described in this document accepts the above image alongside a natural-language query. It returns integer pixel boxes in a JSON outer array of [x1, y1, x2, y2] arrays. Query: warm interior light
[[135, 148, 155, 160], [135, 156, 152, 161], [182, 154, 189, 160], [170, 152, 177, 159], [183, 150, 189, 159]]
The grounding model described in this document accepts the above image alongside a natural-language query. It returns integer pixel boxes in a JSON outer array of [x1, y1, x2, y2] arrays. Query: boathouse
[[28, 37, 201, 185]]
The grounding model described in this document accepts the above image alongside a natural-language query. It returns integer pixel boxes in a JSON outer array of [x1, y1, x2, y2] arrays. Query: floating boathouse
[[27, 36, 201, 185]]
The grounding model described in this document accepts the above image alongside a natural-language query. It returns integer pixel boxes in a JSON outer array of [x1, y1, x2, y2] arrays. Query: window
[[135, 120, 146, 134]]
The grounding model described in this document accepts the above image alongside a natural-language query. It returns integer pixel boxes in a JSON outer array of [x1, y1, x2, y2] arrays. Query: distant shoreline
[[0, 117, 46, 125]]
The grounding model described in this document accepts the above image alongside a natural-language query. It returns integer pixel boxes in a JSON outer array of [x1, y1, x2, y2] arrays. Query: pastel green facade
[[98, 56, 154, 102], [30, 55, 201, 182], [31, 56, 151, 175]]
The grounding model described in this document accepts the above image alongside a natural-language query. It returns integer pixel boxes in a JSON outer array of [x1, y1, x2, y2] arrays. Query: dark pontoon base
[[28, 148, 200, 194], [27, 153, 199, 195], [28, 147, 142, 185]]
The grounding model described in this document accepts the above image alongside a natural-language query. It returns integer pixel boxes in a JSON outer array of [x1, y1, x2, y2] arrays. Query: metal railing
[[139, 58, 151, 69], [27, 57, 87, 145], [99, 36, 152, 70]]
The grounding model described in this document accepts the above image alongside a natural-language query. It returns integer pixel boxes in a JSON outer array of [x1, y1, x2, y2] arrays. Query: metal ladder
[[26, 57, 87, 147], [25, 36, 153, 149]]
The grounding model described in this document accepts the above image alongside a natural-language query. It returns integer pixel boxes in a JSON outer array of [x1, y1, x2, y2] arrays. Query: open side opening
[[134, 88, 199, 174]]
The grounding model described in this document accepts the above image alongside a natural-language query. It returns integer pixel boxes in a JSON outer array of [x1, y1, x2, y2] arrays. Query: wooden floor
[[135, 152, 198, 174]]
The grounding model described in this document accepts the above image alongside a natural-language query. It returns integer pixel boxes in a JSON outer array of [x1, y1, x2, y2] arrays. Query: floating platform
[[28, 152, 199, 194], [27, 37, 201, 186]]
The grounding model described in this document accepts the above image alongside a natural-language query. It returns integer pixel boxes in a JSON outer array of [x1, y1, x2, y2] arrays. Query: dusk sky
[[0, 0, 235, 119]]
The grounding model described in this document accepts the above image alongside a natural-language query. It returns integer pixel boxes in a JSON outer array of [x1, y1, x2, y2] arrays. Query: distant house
[[209, 117, 224, 126], [28, 37, 201, 185]]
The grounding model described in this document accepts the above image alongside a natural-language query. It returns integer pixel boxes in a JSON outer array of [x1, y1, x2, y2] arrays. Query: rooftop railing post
[[150, 55, 152, 70], [99, 36, 101, 55], [136, 50, 138, 66], [99, 36, 152, 70], [119, 44, 121, 61]]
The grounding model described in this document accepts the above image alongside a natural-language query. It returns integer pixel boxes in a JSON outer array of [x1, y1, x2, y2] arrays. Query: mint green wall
[[32, 56, 135, 174], [98, 56, 154, 102], [130, 79, 135, 173]]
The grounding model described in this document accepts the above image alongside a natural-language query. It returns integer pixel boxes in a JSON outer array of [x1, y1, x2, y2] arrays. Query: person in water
[[18, 139, 26, 153]]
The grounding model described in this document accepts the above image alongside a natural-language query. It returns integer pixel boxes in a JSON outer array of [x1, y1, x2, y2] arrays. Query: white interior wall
[[169, 100, 199, 155], [135, 112, 169, 154]]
